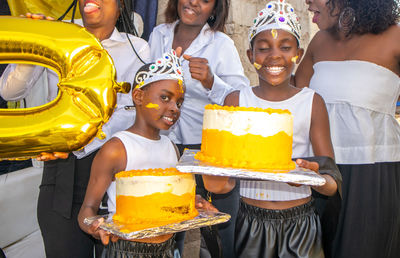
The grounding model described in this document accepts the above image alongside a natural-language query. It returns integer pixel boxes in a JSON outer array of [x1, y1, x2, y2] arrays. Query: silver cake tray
[[84, 210, 230, 240], [176, 149, 326, 186]]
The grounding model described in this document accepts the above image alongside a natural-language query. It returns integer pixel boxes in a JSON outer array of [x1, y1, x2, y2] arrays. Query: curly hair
[[164, 0, 229, 32], [327, 0, 399, 34]]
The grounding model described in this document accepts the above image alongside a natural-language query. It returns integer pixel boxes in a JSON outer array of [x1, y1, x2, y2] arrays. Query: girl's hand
[[296, 158, 338, 196], [37, 152, 69, 161], [295, 158, 319, 172], [183, 54, 214, 89], [22, 13, 55, 20], [195, 194, 219, 212], [89, 218, 119, 245], [287, 159, 320, 187]]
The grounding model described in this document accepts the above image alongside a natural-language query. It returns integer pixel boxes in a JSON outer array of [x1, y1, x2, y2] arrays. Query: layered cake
[[113, 168, 198, 231], [195, 104, 296, 170]]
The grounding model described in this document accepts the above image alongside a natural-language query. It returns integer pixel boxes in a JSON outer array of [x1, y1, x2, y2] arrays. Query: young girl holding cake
[[78, 50, 195, 257], [201, 1, 342, 257], [148, 0, 250, 256]]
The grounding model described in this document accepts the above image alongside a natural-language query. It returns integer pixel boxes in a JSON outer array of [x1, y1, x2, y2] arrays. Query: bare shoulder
[[224, 90, 240, 106], [385, 24, 400, 50], [312, 92, 326, 106], [95, 137, 127, 171]]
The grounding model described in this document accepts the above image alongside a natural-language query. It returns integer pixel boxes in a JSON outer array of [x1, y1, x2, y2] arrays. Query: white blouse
[[148, 21, 250, 145], [0, 21, 151, 159], [309, 60, 400, 164]]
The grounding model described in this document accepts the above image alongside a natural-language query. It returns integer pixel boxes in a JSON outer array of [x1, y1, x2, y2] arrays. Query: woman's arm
[[309, 93, 337, 196], [78, 138, 126, 243]]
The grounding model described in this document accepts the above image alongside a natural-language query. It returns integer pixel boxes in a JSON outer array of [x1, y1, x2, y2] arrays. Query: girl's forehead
[[254, 29, 297, 42]]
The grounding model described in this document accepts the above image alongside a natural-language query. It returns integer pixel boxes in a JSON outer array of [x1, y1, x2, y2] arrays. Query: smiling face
[[136, 80, 185, 131], [177, 0, 216, 27], [305, 0, 340, 30], [78, 0, 120, 29], [248, 29, 303, 87]]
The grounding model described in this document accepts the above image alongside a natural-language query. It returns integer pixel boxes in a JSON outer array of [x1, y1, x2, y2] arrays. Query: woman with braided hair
[[295, 0, 400, 257]]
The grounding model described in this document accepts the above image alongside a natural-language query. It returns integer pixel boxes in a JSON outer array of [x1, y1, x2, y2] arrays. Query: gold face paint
[[178, 79, 184, 94], [253, 62, 262, 70], [291, 56, 298, 63], [271, 29, 278, 39], [145, 103, 160, 110]]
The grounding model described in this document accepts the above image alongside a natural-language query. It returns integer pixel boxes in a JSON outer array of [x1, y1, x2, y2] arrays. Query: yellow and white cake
[[113, 168, 198, 231], [195, 104, 296, 170]]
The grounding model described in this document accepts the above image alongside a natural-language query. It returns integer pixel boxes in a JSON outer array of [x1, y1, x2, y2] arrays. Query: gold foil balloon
[[0, 16, 130, 160], [8, 0, 82, 20]]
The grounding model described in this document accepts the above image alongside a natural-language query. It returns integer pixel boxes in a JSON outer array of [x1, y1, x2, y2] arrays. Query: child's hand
[[287, 159, 320, 187], [195, 194, 219, 212], [183, 55, 214, 90], [296, 158, 338, 196], [36, 152, 69, 161], [89, 218, 119, 245], [295, 158, 319, 173], [21, 13, 55, 20]]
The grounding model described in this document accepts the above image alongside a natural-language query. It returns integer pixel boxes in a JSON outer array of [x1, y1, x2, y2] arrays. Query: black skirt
[[102, 236, 176, 258], [332, 162, 400, 258], [235, 199, 324, 258]]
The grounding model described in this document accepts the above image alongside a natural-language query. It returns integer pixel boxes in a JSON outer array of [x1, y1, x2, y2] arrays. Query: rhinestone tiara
[[134, 50, 184, 89], [249, 0, 301, 45]]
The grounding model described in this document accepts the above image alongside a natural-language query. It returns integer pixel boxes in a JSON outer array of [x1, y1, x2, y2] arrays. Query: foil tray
[[176, 149, 326, 186], [84, 210, 230, 240]]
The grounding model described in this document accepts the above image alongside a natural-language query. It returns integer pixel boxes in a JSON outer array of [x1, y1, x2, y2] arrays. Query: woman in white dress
[[295, 0, 400, 258]]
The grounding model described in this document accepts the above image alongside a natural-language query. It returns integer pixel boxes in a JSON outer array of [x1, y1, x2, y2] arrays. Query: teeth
[[163, 116, 173, 122], [85, 2, 99, 8], [185, 8, 195, 15]]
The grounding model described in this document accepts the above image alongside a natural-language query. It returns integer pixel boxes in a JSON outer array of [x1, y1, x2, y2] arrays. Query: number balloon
[[0, 16, 130, 160]]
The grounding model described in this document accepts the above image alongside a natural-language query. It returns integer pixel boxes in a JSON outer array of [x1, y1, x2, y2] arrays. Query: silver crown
[[249, 0, 301, 45], [134, 50, 184, 89]]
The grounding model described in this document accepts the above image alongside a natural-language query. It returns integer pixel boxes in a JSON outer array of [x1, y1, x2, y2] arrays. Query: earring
[[208, 15, 215, 22], [291, 56, 298, 63], [338, 6, 355, 36], [253, 62, 262, 70]]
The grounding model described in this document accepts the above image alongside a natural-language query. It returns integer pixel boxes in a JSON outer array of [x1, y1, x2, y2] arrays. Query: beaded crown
[[134, 50, 184, 89], [249, 0, 301, 45]]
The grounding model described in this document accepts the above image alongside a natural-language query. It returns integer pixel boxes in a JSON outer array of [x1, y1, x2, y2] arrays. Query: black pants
[[37, 152, 103, 258], [235, 199, 324, 258]]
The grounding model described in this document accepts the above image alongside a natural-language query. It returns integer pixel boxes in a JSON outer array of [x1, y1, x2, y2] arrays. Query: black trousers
[[37, 152, 103, 258]]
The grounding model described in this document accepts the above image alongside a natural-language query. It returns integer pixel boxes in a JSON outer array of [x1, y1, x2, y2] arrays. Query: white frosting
[[203, 109, 293, 137], [116, 174, 195, 197]]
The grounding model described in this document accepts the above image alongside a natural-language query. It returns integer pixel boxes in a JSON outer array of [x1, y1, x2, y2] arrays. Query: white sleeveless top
[[239, 87, 314, 201], [106, 131, 178, 213], [309, 61, 400, 164]]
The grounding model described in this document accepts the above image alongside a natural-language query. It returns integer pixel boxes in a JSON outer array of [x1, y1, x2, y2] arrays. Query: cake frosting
[[195, 104, 296, 170], [113, 168, 198, 231]]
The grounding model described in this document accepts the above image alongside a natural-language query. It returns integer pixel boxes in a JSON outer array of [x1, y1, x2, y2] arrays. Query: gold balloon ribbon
[[0, 16, 130, 160]]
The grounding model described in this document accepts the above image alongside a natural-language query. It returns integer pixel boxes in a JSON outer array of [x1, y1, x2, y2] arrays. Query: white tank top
[[239, 87, 314, 201], [106, 131, 178, 213]]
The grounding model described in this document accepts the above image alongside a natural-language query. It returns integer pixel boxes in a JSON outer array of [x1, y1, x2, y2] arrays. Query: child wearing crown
[[78, 50, 193, 257], [202, 1, 342, 257]]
